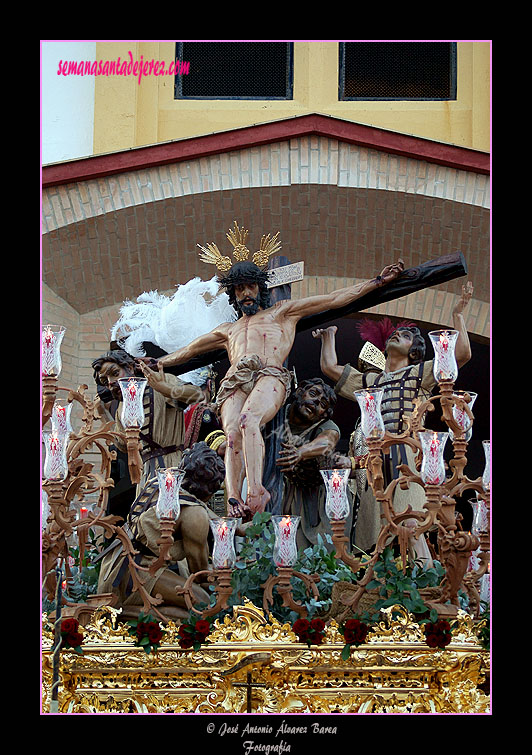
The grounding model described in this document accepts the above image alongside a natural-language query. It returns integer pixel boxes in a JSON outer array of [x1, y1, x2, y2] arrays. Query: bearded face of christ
[[234, 282, 261, 316]]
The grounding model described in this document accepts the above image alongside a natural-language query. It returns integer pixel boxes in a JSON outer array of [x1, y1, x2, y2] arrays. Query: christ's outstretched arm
[[158, 325, 229, 368], [279, 260, 404, 321]]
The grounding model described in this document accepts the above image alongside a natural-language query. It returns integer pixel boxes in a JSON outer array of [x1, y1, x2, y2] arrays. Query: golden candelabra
[[261, 566, 320, 619], [177, 568, 235, 618], [41, 373, 171, 622], [334, 372, 490, 622]]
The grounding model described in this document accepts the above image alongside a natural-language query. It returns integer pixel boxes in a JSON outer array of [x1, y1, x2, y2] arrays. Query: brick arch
[[42, 182, 489, 336], [42, 136, 489, 234]]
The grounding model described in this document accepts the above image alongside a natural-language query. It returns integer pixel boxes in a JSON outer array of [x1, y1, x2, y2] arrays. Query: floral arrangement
[[339, 617, 370, 660], [127, 612, 165, 654], [292, 617, 326, 646], [178, 616, 213, 650], [230, 514, 357, 623], [423, 619, 452, 649], [60, 617, 84, 654]]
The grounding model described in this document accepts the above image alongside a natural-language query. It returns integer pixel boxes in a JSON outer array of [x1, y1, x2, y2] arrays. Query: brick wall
[[42, 136, 490, 398]]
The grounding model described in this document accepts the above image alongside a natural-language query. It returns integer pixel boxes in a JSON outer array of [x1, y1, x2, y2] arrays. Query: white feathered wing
[[110, 276, 236, 385]]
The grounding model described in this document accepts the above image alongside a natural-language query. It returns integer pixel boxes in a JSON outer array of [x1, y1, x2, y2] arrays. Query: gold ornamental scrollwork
[[209, 597, 298, 643], [42, 601, 489, 714]]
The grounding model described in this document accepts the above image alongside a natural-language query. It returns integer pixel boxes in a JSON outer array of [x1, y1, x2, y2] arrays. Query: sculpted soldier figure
[[158, 221, 404, 520], [313, 282, 473, 565]]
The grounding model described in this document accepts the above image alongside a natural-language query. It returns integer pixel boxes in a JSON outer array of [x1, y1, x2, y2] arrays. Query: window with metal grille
[[174, 42, 293, 100], [339, 42, 457, 100]]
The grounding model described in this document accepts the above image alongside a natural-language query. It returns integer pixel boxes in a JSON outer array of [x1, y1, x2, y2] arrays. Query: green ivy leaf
[[341, 644, 352, 661]]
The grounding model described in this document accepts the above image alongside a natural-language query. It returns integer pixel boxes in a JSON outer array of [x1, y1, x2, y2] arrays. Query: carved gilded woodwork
[[42, 600, 489, 714]]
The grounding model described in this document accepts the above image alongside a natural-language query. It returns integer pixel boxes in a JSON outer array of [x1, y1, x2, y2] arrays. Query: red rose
[[148, 626, 163, 644], [344, 619, 360, 631], [179, 636, 194, 649], [178, 625, 192, 638], [343, 619, 368, 645], [343, 629, 356, 644], [136, 622, 148, 636], [424, 621, 451, 649], [61, 618, 79, 635], [195, 620, 211, 636], [311, 618, 325, 632], [65, 631, 83, 647], [292, 619, 311, 643]]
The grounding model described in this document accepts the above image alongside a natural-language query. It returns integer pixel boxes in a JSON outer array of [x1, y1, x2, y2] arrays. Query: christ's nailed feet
[[228, 497, 253, 523]]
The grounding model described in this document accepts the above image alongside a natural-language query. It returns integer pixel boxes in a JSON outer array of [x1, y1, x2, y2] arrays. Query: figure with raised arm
[[313, 282, 474, 565], [157, 222, 404, 520], [92, 349, 204, 492]]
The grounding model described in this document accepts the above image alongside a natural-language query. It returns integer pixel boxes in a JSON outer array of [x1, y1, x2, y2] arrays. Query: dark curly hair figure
[[179, 441, 226, 502], [91, 349, 140, 384], [288, 377, 337, 420], [384, 326, 426, 364], [218, 260, 272, 315]]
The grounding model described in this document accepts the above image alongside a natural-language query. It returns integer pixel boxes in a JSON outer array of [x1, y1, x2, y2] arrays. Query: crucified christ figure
[[157, 223, 404, 520]]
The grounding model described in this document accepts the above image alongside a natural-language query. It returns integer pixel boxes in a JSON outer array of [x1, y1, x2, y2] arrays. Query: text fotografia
[[56, 52, 190, 84]]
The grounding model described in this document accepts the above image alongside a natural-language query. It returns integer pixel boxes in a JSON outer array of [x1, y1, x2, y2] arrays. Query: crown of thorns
[[197, 220, 282, 272]]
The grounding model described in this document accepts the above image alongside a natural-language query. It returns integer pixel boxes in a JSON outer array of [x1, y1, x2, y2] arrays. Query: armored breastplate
[[364, 363, 425, 434]]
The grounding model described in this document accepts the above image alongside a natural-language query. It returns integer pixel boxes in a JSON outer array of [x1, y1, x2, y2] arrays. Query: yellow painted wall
[[94, 41, 490, 156]]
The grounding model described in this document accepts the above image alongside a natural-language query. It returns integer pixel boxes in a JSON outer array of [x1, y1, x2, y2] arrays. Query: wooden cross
[[232, 670, 268, 713], [221, 651, 271, 713], [166, 252, 468, 375]]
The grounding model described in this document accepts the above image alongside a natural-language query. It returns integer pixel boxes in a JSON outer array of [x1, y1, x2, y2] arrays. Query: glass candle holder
[[118, 377, 148, 428], [41, 488, 50, 530], [449, 391, 477, 442], [470, 495, 489, 535], [480, 570, 490, 609], [155, 467, 184, 520], [419, 431, 449, 486], [321, 469, 351, 521], [42, 325, 66, 377], [210, 517, 239, 569], [467, 546, 480, 573], [50, 401, 74, 436], [429, 329, 459, 382], [272, 515, 300, 568], [354, 388, 385, 440], [43, 431, 70, 481], [482, 440, 490, 492]]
